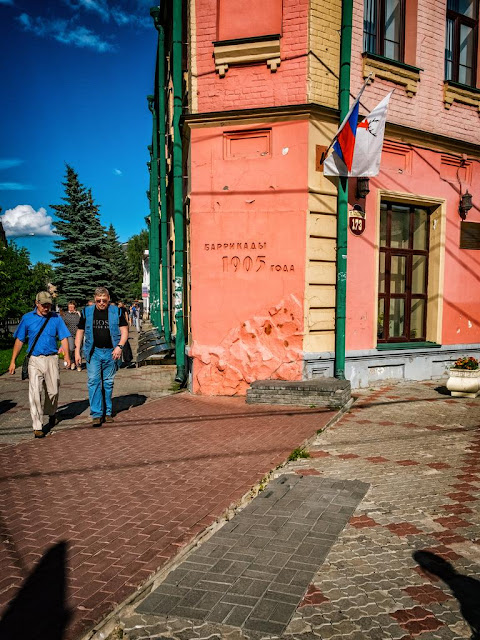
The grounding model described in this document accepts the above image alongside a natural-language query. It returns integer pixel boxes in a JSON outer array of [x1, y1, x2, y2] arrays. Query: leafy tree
[[126, 229, 148, 300], [51, 165, 111, 305], [30, 262, 55, 295], [0, 242, 35, 324], [105, 224, 128, 302]]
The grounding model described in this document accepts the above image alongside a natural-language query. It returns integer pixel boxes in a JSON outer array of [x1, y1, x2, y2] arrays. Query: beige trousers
[[28, 355, 60, 431]]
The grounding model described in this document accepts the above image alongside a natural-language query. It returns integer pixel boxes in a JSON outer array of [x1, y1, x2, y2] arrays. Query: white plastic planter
[[446, 368, 480, 398]]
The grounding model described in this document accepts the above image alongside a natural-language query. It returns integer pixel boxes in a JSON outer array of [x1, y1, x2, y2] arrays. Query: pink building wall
[[194, 0, 309, 113], [189, 121, 309, 395], [346, 0, 480, 352], [346, 149, 480, 351], [351, 0, 480, 142]]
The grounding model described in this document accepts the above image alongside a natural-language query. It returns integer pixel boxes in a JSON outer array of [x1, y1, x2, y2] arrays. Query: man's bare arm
[[75, 329, 85, 366], [60, 338, 71, 367], [9, 339, 24, 375]]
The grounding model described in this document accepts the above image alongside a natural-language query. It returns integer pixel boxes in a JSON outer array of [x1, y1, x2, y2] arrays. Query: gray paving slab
[[137, 474, 369, 634]]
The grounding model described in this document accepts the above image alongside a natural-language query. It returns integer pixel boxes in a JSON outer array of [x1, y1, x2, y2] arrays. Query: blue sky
[[0, 0, 157, 263]]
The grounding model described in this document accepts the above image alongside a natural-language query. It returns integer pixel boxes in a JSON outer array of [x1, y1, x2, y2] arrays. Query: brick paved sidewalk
[[120, 380, 480, 640], [0, 392, 336, 640], [0, 363, 176, 445]]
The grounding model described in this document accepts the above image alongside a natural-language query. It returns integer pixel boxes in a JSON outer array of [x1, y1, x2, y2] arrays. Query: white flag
[[324, 91, 393, 178]]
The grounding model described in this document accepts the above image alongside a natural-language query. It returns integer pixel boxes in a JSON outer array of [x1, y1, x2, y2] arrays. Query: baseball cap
[[36, 291, 53, 304]]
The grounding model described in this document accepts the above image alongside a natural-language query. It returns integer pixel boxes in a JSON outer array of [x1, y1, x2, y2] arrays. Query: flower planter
[[446, 368, 480, 398]]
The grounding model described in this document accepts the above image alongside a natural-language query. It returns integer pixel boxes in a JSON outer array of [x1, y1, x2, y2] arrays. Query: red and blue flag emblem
[[333, 100, 360, 172]]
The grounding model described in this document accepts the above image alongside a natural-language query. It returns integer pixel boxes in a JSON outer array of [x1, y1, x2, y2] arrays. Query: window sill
[[362, 52, 422, 97], [376, 341, 441, 351], [444, 82, 480, 113], [213, 34, 281, 78]]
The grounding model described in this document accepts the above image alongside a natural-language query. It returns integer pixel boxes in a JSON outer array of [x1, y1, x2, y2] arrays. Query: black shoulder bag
[[21, 315, 51, 380]]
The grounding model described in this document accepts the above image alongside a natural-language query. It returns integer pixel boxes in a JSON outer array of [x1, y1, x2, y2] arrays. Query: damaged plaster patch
[[191, 294, 303, 396]]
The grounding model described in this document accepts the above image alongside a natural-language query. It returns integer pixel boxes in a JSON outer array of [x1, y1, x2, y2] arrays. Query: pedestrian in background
[[9, 291, 71, 438], [63, 300, 81, 371], [130, 302, 141, 331], [75, 287, 128, 426]]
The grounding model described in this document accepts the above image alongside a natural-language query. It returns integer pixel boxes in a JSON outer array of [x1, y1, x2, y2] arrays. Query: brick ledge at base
[[246, 378, 351, 408]]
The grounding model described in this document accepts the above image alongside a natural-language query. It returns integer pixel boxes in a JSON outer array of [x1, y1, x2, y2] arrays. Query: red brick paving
[[386, 523, 423, 536], [298, 583, 329, 607], [404, 584, 451, 605], [390, 606, 444, 635], [349, 515, 379, 528], [0, 393, 336, 640], [433, 516, 473, 529]]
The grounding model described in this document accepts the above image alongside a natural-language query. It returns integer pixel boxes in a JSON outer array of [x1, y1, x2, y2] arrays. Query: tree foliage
[[0, 243, 48, 325], [126, 229, 148, 300], [105, 224, 129, 302], [51, 165, 111, 306]]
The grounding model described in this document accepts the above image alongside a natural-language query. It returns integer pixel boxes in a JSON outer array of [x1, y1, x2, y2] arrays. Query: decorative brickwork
[[193, 0, 309, 113]]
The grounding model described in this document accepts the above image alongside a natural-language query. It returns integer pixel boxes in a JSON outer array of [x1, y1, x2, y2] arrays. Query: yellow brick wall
[[308, 0, 341, 108], [304, 117, 339, 354]]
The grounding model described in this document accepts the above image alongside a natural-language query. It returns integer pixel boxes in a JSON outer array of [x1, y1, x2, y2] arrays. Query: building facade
[[148, 0, 480, 395]]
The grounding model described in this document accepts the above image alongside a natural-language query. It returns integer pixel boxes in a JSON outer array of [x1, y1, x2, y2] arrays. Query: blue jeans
[[86, 348, 118, 418]]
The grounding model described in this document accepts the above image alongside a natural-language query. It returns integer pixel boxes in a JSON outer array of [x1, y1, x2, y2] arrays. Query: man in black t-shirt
[[75, 288, 129, 426], [77, 304, 128, 349]]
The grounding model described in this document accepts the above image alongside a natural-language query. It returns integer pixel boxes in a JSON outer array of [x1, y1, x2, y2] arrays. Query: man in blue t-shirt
[[9, 291, 71, 438]]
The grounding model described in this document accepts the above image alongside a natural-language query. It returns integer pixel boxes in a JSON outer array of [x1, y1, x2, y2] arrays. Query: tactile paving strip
[[137, 474, 369, 635]]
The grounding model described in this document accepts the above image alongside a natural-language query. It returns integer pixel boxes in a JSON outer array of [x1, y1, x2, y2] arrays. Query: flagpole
[[321, 73, 372, 164], [334, 0, 353, 380]]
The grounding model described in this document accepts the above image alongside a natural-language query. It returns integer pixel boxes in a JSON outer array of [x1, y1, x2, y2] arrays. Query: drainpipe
[[172, 0, 186, 382], [151, 7, 171, 344], [147, 94, 162, 331], [334, 0, 353, 380]]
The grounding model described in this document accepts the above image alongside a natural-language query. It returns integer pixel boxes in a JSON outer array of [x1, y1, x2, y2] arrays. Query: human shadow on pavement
[[57, 399, 90, 421], [56, 394, 147, 422], [112, 393, 147, 414], [413, 550, 480, 640], [0, 540, 71, 640], [0, 400, 16, 415]]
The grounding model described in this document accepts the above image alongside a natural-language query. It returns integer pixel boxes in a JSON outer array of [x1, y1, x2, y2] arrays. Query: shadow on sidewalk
[[413, 550, 480, 640], [434, 385, 450, 396], [0, 541, 71, 640], [0, 400, 16, 415], [56, 393, 147, 422]]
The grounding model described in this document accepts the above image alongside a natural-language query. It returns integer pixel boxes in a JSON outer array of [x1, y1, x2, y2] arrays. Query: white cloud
[[0, 182, 33, 190], [64, 0, 150, 28], [1, 205, 56, 237], [0, 159, 23, 170], [18, 13, 114, 52], [113, 168, 123, 175]]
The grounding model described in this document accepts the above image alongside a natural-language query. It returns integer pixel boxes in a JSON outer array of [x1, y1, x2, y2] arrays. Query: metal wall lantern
[[356, 177, 370, 199], [459, 190, 473, 220]]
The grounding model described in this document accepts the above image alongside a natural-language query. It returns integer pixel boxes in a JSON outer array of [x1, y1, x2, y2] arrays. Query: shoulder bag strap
[[27, 314, 51, 357]]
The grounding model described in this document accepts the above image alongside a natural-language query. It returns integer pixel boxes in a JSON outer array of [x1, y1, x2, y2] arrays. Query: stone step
[[246, 378, 351, 408]]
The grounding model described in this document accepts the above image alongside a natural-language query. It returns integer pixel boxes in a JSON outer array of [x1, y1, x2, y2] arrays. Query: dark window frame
[[445, 0, 479, 87], [377, 202, 430, 344], [363, 0, 406, 62]]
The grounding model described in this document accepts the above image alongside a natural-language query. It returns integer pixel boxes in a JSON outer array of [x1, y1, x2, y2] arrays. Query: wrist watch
[[117, 344, 124, 350]]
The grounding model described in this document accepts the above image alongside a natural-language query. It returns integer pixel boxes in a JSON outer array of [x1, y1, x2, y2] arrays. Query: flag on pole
[[332, 99, 360, 172], [324, 91, 393, 177]]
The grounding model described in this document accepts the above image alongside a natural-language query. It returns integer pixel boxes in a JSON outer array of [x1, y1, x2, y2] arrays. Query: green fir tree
[[105, 224, 128, 302], [126, 229, 149, 300], [51, 165, 111, 305]]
